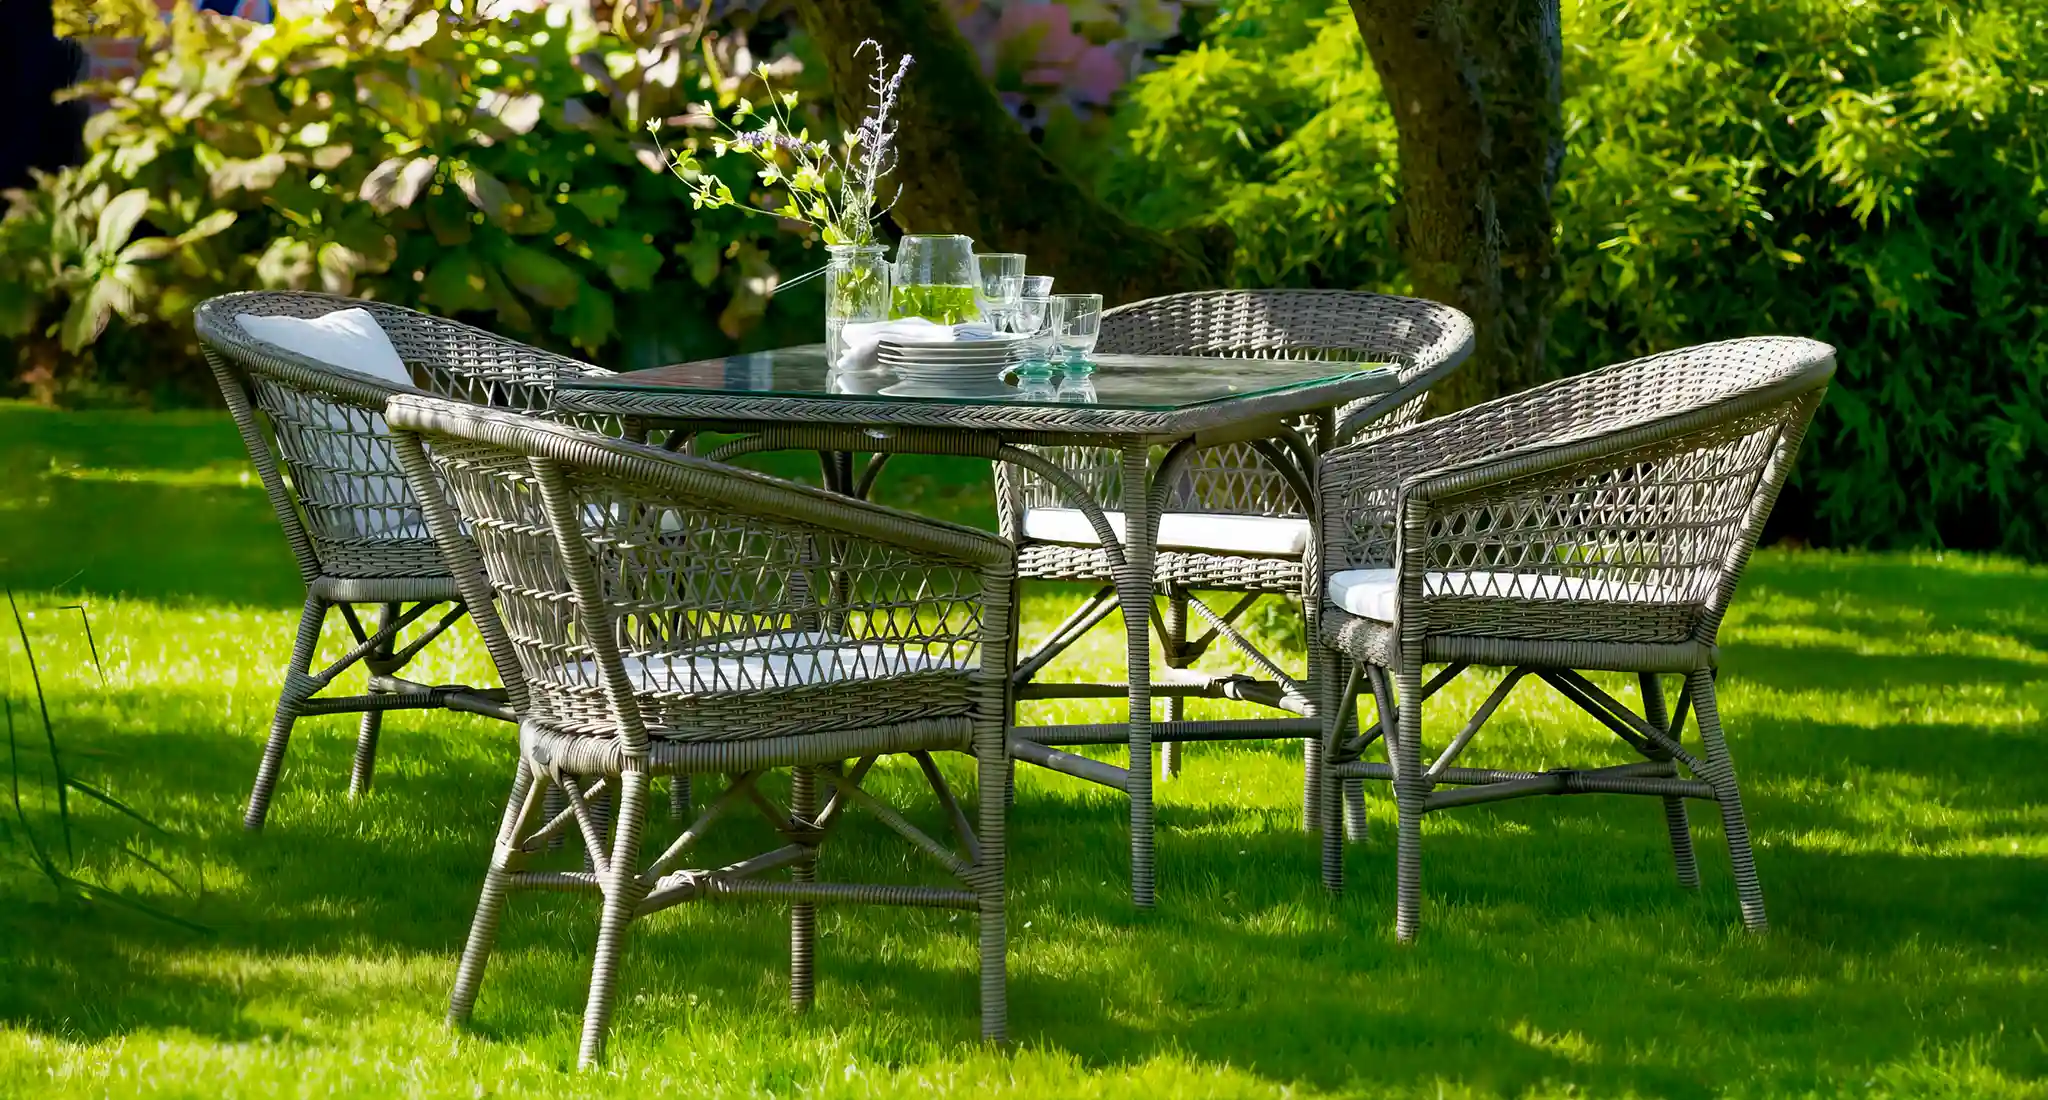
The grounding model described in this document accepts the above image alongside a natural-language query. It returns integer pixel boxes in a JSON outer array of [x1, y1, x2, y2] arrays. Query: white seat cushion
[[238, 309, 417, 539], [1327, 568, 1679, 623], [569, 631, 968, 694], [1023, 508, 1310, 557]]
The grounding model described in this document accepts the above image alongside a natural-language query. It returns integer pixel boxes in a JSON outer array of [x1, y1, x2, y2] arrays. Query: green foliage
[[1095, 0, 2048, 557], [3, 1, 824, 405], [1096, 2, 1402, 290]]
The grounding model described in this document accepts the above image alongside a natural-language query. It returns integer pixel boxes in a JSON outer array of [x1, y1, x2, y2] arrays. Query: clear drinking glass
[[1021, 274, 1054, 299], [975, 252, 1026, 332], [1052, 293, 1103, 364], [891, 234, 981, 324], [1015, 293, 1065, 369]]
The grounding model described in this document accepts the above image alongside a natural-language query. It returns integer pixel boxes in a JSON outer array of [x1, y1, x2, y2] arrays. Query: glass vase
[[826, 243, 891, 372]]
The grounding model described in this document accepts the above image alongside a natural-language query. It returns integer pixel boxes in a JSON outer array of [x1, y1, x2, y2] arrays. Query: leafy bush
[[3, 1, 824, 405], [1095, 0, 2048, 556]]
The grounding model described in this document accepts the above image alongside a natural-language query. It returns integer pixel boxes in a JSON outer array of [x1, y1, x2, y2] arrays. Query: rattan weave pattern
[[1313, 335, 1836, 943], [196, 290, 614, 580], [194, 290, 614, 831], [995, 290, 1473, 822], [1005, 289, 1475, 529], [385, 395, 1017, 1067], [414, 420, 993, 743]]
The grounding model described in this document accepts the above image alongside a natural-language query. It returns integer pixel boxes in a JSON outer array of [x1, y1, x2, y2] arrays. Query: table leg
[[1117, 442, 1157, 909]]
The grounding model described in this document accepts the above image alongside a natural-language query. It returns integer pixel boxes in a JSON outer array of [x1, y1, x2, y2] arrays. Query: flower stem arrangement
[[650, 41, 913, 366]]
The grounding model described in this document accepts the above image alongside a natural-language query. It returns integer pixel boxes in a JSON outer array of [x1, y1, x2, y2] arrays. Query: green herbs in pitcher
[[890, 284, 978, 324]]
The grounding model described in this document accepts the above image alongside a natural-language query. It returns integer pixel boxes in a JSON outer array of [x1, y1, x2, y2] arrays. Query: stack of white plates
[[877, 334, 1026, 397]]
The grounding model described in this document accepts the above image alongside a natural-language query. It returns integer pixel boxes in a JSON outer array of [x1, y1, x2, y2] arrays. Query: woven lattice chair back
[[387, 396, 1004, 748], [1324, 336, 1835, 650], [1013, 290, 1474, 523], [195, 291, 611, 581]]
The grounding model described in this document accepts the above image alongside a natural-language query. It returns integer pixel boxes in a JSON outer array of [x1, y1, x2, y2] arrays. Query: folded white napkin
[[836, 318, 997, 372]]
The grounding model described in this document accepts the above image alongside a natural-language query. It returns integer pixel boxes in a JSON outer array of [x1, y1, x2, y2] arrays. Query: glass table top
[[563, 344, 1397, 412]]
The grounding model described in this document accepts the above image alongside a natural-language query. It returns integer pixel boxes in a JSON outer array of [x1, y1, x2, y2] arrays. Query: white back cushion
[[236, 308, 410, 384], [237, 308, 418, 539]]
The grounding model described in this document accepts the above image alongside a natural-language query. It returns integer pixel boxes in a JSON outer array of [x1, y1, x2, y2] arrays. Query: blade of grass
[[118, 843, 197, 898], [8, 588, 72, 865], [67, 776, 172, 837], [58, 874, 211, 935], [6, 694, 70, 894], [55, 603, 107, 688]]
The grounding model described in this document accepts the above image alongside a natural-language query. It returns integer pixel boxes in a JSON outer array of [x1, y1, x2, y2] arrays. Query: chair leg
[[245, 593, 328, 831], [544, 785, 568, 851], [348, 711, 384, 800], [348, 602, 402, 800], [1302, 619, 1331, 835], [789, 765, 818, 1013], [1160, 589, 1187, 780], [448, 758, 538, 1027], [668, 775, 692, 820], [1342, 778, 1370, 843], [1689, 670, 1767, 933], [1639, 673, 1700, 891], [578, 767, 652, 1069], [975, 724, 1010, 1043], [1389, 663, 1426, 943], [1319, 653, 1351, 894], [582, 785, 613, 875]]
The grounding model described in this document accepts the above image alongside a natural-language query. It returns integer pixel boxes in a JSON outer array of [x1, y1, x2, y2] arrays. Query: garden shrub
[[1095, 0, 2048, 557], [1, 0, 823, 405]]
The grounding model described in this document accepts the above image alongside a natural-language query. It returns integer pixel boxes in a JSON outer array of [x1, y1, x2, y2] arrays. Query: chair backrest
[[1000, 290, 1474, 530], [194, 291, 611, 582], [384, 395, 1012, 746], [1100, 290, 1474, 429], [1362, 336, 1835, 646]]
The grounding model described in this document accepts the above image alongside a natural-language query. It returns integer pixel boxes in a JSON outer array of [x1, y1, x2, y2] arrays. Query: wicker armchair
[[386, 395, 1016, 1068], [995, 290, 1472, 820], [194, 291, 614, 830], [1313, 336, 1835, 940]]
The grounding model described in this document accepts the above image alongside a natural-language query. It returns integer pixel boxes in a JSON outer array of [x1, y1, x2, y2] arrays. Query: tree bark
[[795, 0, 1224, 305], [1351, 0, 1564, 407]]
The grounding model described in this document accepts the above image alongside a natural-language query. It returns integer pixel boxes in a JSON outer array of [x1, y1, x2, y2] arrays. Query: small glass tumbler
[[1021, 274, 1054, 299], [975, 252, 1026, 332], [1052, 293, 1103, 365], [1015, 294, 1065, 370]]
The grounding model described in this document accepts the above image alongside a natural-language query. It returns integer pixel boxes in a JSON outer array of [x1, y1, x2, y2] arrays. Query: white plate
[[879, 347, 1019, 363], [880, 332, 1026, 350]]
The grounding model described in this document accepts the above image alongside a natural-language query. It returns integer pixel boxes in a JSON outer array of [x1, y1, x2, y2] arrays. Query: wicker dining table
[[553, 344, 1402, 908]]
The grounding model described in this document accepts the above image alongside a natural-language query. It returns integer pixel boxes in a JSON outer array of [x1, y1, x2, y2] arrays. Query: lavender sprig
[[648, 41, 913, 249]]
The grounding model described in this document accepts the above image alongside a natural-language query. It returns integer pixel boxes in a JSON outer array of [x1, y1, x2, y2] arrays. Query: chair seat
[[1023, 508, 1311, 557], [571, 631, 970, 696], [1327, 568, 1682, 622]]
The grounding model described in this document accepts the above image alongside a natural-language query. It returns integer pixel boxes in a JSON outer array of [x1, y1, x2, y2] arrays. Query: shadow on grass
[[5, 682, 2045, 1098]]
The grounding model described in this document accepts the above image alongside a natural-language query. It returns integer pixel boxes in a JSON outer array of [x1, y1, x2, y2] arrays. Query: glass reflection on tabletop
[[1057, 360, 1099, 404]]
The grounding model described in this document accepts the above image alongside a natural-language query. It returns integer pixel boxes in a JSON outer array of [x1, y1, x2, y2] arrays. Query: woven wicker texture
[[996, 290, 1472, 820], [1006, 289, 1474, 527], [194, 290, 613, 830], [385, 395, 1016, 1067], [1314, 335, 1836, 942], [195, 290, 614, 581], [404, 405, 1001, 744]]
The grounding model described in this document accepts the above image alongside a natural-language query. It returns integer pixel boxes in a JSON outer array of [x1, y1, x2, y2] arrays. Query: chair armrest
[[387, 394, 1013, 571]]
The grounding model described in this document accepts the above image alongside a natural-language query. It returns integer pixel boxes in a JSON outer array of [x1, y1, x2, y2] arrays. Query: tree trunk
[[795, 0, 1224, 305], [1351, 0, 1564, 407]]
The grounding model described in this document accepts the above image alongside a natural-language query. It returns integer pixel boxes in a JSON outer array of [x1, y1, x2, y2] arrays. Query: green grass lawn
[[0, 399, 2043, 1098]]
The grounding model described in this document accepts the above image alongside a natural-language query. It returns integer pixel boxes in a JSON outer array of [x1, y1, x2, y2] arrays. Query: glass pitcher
[[890, 234, 982, 324]]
